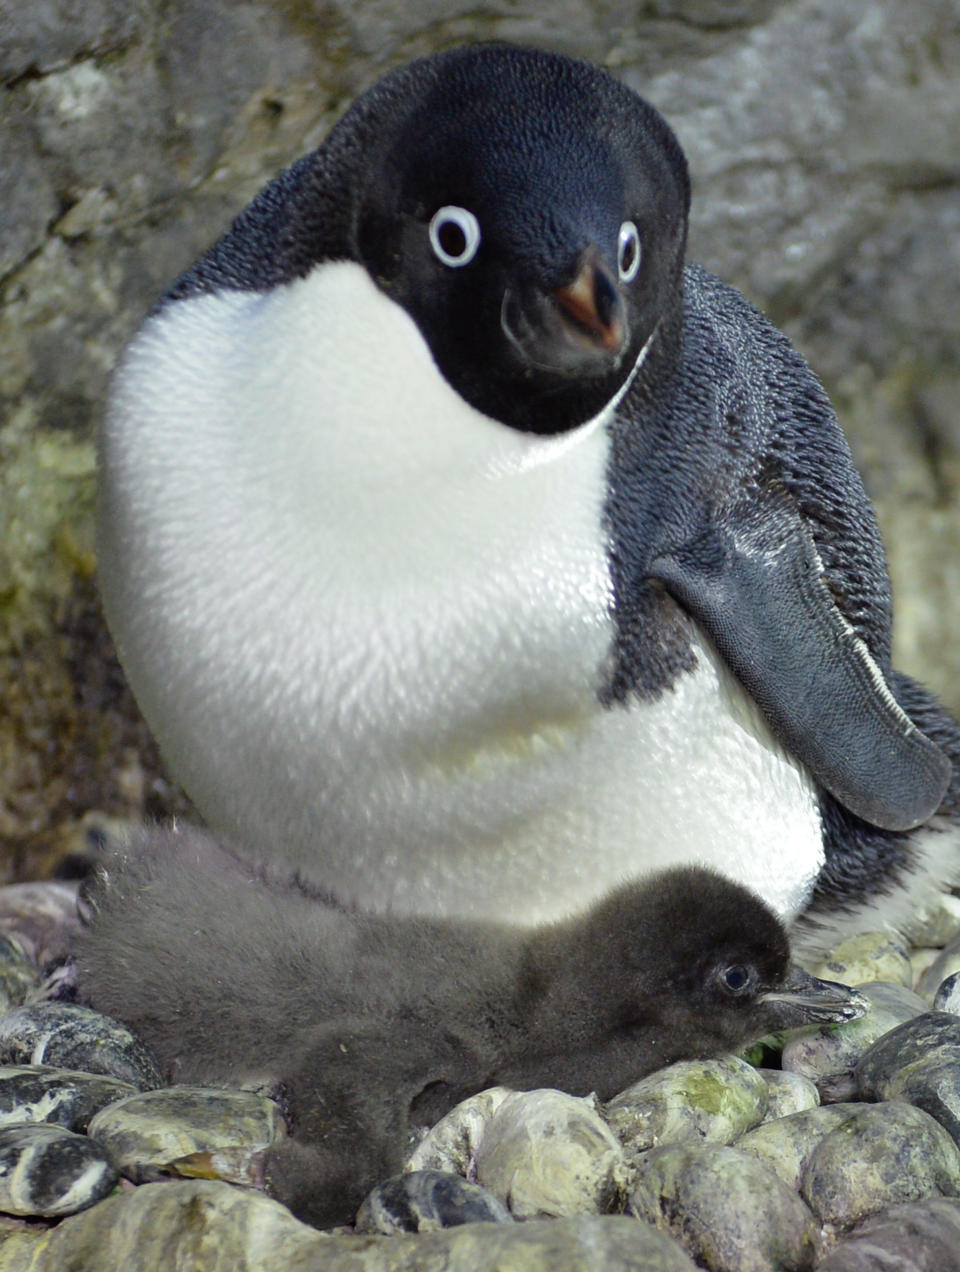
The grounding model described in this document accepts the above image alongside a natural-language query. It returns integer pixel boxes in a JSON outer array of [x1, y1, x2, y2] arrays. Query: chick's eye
[[720, 964, 753, 994], [429, 206, 481, 267], [618, 220, 641, 282]]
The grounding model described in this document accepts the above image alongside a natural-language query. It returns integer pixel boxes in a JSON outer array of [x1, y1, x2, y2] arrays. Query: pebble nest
[[2, 882, 960, 1270]]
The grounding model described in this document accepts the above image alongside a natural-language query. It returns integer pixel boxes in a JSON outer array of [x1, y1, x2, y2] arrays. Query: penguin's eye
[[617, 221, 641, 283], [429, 206, 481, 268], [719, 964, 754, 995]]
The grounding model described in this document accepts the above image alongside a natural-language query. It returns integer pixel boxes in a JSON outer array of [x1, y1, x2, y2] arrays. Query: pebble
[[856, 1011, 960, 1147], [355, 1170, 513, 1233], [780, 980, 928, 1100], [605, 1056, 769, 1156], [755, 1069, 820, 1122], [817, 1197, 960, 1271], [905, 892, 960, 950], [0, 1123, 118, 1218], [0, 884, 81, 970], [800, 1102, 960, 1227], [0, 940, 42, 1017], [86, 1085, 284, 1184], [0, 1179, 700, 1272], [0, 1065, 137, 1132], [915, 931, 960, 1003], [628, 1141, 820, 1272], [0, 1004, 163, 1090], [404, 1086, 512, 1176], [910, 945, 942, 989], [736, 1103, 866, 1192], [813, 931, 913, 988], [6, 885, 960, 1265], [933, 970, 960, 1015], [472, 1089, 627, 1218], [7, 1178, 326, 1272]]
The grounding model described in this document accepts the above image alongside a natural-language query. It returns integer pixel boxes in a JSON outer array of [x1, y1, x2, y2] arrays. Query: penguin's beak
[[756, 965, 869, 1031], [500, 247, 628, 374], [551, 249, 626, 355]]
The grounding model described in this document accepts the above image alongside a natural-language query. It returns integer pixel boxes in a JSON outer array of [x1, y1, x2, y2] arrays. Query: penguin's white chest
[[99, 262, 824, 924]]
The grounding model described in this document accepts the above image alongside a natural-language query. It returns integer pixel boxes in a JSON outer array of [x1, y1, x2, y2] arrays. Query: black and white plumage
[[75, 824, 864, 1227], [97, 44, 960, 954]]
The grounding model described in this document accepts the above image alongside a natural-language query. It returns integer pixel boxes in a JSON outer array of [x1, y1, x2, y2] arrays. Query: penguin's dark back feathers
[[604, 262, 892, 704]]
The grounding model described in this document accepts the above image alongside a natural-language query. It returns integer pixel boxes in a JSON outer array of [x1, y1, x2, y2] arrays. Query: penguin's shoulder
[[649, 263, 894, 659], [684, 263, 893, 664], [156, 63, 419, 305]]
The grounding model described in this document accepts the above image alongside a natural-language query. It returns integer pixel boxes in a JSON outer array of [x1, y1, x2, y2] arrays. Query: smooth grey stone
[[755, 1069, 820, 1122], [19, 1178, 327, 1271], [813, 931, 913, 988], [0, 937, 42, 1016], [87, 1084, 284, 1183], [907, 895, 960, 952], [916, 934, 960, 1004], [25, 1181, 699, 1271], [605, 1056, 769, 1156], [781, 981, 927, 1100], [905, 895, 960, 956], [628, 1142, 819, 1272], [0, 883, 81, 970], [473, 1089, 628, 1218], [0, 1003, 163, 1090], [856, 1012, 960, 1148], [0, 1123, 117, 1218], [0, 1064, 137, 1131], [355, 1170, 513, 1234], [912, 947, 943, 989], [800, 1102, 960, 1228], [857, 1013, 960, 1094], [817, 1197, 960, 1272], [405, 1087, 512, 1176], [0, 1223, 46, 1267], [933, 971, 960, 1016], [736, 1103, 867, 1192]]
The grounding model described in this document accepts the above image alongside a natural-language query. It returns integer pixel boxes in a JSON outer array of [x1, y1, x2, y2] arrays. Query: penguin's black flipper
[[650, 482, 951, 832]]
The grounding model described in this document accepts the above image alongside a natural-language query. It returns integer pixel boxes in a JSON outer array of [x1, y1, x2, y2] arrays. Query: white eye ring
[[618, 221, 641, 282], [429, 206, 482, 267]]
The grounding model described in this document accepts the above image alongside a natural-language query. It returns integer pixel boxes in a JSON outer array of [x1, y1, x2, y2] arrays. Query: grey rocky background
[[1, 0, 958, 871]]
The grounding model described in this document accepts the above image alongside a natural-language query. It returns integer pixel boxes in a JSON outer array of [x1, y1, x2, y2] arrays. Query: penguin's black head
[[351, 45, 690, 435]]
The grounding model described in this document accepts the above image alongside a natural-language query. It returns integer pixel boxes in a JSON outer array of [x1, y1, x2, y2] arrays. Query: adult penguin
[[97, 44, 960, 954]]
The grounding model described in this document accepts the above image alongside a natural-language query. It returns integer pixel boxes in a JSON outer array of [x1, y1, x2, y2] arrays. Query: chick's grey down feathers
[[77, 826, 861, 1227]]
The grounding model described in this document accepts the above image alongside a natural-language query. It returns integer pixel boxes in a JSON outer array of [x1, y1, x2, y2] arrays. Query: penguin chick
[[75, 824, 864, 1227], [97, 43, 960, 950]]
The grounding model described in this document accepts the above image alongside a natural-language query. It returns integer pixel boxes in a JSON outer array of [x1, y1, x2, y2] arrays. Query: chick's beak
[[757, 965, 869, 1031]]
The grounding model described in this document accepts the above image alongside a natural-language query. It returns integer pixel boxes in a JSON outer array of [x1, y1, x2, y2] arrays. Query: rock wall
[[1, 0, 958, 869]]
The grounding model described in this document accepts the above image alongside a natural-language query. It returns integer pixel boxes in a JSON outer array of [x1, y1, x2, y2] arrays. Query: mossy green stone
[[23, 1182, 699, 1271], [606, 1056, 769, 1155], [800, 1103, 960, 1227], [629, 1142, 819, 1272]]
